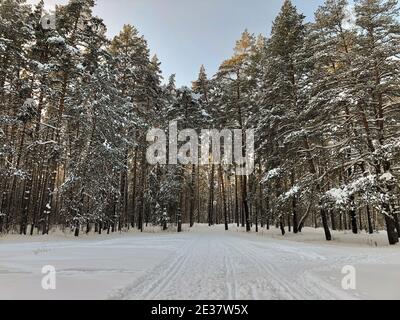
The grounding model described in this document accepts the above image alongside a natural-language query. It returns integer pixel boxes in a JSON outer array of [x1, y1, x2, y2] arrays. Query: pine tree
[[352, 0, 400, 244], [216, 29, 256, 232]]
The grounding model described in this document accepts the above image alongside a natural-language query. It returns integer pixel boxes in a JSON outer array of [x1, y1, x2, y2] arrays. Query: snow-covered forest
[[1, 0, 400, 247]]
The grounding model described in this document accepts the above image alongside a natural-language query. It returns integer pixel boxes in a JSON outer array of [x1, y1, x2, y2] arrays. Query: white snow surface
[[0, 225, 399, 300]]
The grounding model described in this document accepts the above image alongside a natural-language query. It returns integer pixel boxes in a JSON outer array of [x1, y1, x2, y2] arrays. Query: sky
[[27, 0, 327, 86]]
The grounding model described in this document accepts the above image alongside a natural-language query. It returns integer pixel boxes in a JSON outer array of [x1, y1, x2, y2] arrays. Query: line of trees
[[1, 0, 399, 244]]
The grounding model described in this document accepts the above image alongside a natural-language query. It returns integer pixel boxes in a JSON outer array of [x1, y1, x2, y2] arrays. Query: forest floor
[[0, 225, 399, 300]]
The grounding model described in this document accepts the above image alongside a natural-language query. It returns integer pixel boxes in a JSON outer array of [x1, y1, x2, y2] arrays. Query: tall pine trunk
[[219, 165, 228, 231]]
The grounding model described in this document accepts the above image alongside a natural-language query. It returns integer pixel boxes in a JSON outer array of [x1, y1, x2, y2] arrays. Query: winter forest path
[[111, 230, 350, 300], [109, 227, 398, 300], [0, 226, 399, 300]]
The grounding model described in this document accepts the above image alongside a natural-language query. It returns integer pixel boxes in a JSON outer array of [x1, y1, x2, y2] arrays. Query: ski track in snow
[[109, 230, 379, 300], [0, 226, 399, 300]]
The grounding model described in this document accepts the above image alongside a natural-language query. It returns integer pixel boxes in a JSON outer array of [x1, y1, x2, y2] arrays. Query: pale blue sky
[[28, 0, 327, 86]]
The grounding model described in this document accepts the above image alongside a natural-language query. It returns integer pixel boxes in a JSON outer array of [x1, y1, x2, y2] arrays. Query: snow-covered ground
[[0, 225, 399, 300]]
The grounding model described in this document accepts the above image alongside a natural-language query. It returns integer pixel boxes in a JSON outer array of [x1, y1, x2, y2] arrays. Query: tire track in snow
[[231, 236, 354, 300], [221, 240, 257, 300], [109, 234, 231, 300], [109, 235, 196, 300], [109, 230, 362, 300], [223, 252, 238, 299], [221, 236, 300, 299]]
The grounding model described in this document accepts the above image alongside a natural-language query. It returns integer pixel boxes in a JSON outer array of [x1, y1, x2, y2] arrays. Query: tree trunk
[[189, 164, 196, 228], [177, 195, 183, 233], [219, 165, 228, 231], [131, 148, 138, 228], [243, 175, 251, 232], [266, 192, 270, 230], [366, 205, 373, 234], [74, 222, 80, 237], [349, 195, 358, 234], [320, 207, 332, 241], [330, 209, 336, 231], [279, 215, 285, 236], [138, 151, 146, 232], [384, 213, 399, 245], [235, 171, 239, 227], [208, 164, 215, 226], [291, 171, 298, 233], [197, 164, 201, 224]]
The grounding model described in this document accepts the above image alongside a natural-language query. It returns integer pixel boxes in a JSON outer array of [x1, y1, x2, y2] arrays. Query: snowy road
[[0, 226, 399, 300]]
